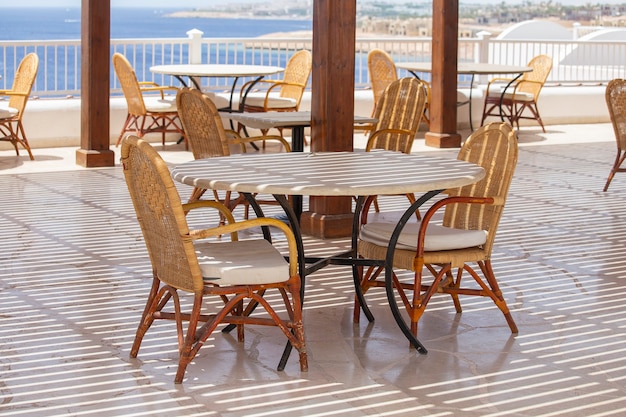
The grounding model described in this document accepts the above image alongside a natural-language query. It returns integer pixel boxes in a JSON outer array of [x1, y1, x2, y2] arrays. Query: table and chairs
[[480, 54, 553, 132], [113, 53, 186, 148], [396, 61, 533, 131]]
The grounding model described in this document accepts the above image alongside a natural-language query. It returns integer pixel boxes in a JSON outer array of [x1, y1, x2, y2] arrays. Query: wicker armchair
[[121, 135, 307, 384], [363, 77, 428, 212], [176, 88, 291, 218], [113, 53, 185, 148], [0, 53, 39, 160], [355, 122, 519, 342], [603, 78, 626, 191], [480, 54, 553, 132]]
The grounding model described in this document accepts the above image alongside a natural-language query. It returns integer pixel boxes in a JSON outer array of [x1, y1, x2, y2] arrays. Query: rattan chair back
[[444, 122, 519, 255], [113, 53, 148, 116], [516, 54, 553, 101], [368, 49, 398, 107], [7, 53, 39, 115], [279, 49, 312, 106], [603, 78, 626, 191], [366, 77, 428, 153], [176, 87, 231, 159], [121, 135, 202, 293]]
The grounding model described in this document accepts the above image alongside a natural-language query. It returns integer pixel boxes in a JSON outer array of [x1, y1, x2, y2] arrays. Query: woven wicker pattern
[[366, 77, 428, 153], [356, 122, 519, 339], [121, 135, 307, 383], [0, 53, 39, 160], [481, 54, 553, 132], [604, 79, 626, 191], [112, 53, 186, 148], [241, 49, 312, 113], [176, 88, 290, 209]]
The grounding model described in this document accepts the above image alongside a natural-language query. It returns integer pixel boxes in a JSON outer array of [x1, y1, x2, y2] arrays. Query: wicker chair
[[176, 88, 291, 217], [366, 49, 431, 130], [603, 79, 626, 191], [238, 50, 312, 141], [363, 77, 428, 212], [113, 53, 185, 148], [480, 54, 553, 132], [121, 135, 307, 384], [354, 122, 519, 341], [0, 53, 39, 160]]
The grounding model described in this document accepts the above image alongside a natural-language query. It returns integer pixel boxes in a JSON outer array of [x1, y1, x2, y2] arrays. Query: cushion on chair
[[360, 221, 487, 251], [196, 239, 290, 285], [144, 97, 178, 113], [203, 91, 231, 110], [0, 106, 18, 119], [244, 93, 298, 109], [487, 89, 534, 102]]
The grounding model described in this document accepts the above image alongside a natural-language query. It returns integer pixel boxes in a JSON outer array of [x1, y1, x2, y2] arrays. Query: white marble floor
[[1, 124, 626, 416]]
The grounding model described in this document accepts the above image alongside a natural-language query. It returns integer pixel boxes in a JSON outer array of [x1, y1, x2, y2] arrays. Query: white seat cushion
[[144, 97, 177, 113], [196, 239, 290, 285], [244, 93, 297, 109], [203, 91, 231, 110], [360, 221, 487, 252], [0, 106, 18, 119], [487, 89, 534, 102]]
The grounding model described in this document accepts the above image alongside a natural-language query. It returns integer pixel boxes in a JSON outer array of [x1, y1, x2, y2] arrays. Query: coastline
[[165, 11, 311, 21]]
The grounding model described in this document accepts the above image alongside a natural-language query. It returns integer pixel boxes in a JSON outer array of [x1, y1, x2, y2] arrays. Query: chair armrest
[[485, 77, 516, 93], [140, 83, 178, 99], [415, 195, 496, 257], [0, 91, 29, 98], [223, 129, 292, 153]]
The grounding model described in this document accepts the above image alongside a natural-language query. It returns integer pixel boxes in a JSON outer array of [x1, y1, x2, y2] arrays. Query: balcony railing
[[1, 31, 625, 98]]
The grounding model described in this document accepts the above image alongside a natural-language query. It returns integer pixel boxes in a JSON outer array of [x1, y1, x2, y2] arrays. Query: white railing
[[1, 32, 625, 98]]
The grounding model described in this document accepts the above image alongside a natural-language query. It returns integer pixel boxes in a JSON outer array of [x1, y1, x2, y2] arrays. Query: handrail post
[[476, 31, 492, 84], [187, 28, 204, 64]]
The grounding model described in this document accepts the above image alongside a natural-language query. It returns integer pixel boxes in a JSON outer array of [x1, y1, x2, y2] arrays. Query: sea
[[0, 7, 314, 94], [0, 7, 312, 40]]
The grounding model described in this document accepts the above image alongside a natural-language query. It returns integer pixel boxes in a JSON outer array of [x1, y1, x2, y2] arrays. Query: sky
[[0, 0, 624, 7]]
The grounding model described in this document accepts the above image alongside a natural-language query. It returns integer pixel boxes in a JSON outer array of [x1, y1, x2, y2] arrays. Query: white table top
[[396, 62, 532, 75], [172, 151, 485, 197], [228, 111, 377, 130], [150, 64, 284, 78]]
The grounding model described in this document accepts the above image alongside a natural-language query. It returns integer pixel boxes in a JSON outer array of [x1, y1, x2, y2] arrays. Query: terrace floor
[[1, 123, 626, 417]]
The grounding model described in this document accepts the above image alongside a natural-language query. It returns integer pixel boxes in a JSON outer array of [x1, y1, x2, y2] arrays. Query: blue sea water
[[0, 7, 312, 40]]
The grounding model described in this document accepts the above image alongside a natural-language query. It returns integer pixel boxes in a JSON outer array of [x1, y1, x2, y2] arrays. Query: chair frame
[[480, 54, 553, 132], [354, 122, 519, 342], [121, 135, 307, 384], [113, 52, 186, 148], [0, 52, 39, 160], [603, 78, 626, 191]]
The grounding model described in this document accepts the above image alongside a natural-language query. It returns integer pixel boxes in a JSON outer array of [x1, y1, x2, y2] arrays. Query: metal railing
[[1, 31, 625, 98]]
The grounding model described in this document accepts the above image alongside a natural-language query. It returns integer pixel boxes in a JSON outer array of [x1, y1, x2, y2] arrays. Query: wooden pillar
[[76, 0, 115, 167], [300, 0, 356, 238], [424, 0, 462, 148]]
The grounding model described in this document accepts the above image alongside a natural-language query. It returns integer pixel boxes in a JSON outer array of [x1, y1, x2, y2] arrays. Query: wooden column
[[76, 0, 115, 167], [424, 0, 462, 148], [300, 0, 356, 238]]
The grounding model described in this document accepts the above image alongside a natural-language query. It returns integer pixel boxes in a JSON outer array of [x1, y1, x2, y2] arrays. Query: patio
[[1, 123, 626, 416]]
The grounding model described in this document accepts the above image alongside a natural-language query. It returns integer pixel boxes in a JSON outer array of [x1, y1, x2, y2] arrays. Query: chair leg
[[604, 150, 626, 191]]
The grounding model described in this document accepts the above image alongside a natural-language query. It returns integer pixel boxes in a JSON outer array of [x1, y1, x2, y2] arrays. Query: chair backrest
[[606, 78, 626, 152], [8, 53, 39, 116], [366, 77, 428, 153], [518, 54, 553, 100], [176, 88, 231, 160], [121, 135, 204, 293], [368, 49, 398, 107], [112, 53, 147, 116], [278, 49, 312, 105], [444, 122, 518, 254]]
